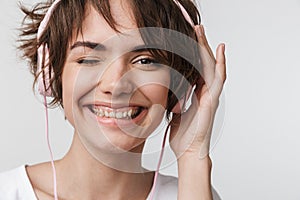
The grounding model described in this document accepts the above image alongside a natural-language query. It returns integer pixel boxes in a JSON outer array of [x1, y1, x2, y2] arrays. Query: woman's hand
[[169, 24, 227, 159], [169, 25, 226, 199]]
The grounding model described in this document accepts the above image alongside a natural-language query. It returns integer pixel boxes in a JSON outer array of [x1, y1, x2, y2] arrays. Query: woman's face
[[62, 1, 170, 158]]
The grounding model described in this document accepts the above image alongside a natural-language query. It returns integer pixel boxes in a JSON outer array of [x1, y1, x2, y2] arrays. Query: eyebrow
[[131, 44, 160, 52], [70, 42, 159, 53], [70, 41, 106, 51]]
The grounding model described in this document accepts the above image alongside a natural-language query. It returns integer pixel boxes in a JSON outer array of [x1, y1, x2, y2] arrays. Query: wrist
[[178, 154, 212, 173], [177, 154, 213, 200]]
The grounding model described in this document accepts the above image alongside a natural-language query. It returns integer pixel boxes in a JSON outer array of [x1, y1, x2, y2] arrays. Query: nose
[[97, 58, 134, 97]]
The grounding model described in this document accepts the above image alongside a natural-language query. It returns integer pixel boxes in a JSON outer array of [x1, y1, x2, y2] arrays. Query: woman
[[0, 0, 226, 199]]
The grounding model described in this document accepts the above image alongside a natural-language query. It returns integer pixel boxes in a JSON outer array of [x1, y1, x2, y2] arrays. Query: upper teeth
[[91, 107, 139, 119]]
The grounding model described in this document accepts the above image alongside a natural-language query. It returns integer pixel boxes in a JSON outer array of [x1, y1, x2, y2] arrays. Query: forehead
[[109, 0, 136, 27], [72, 1, 139, 45]]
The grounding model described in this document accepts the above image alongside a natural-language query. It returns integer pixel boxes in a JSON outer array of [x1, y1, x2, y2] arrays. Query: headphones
[[36, 1, 195, 200], [36, 0, 195, 98], [36, 0, 61, 96]]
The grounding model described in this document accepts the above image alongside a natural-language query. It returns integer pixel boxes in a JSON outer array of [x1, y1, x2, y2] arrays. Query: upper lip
[[84, 101, 147, 109]]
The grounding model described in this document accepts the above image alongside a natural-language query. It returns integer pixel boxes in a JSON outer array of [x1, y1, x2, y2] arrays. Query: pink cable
[[145, 1, 196, 196], [38, 1, 61, 199], [38, 1, 194, 200], [148, 125, 170, 200], [43, 95, 58, 200]]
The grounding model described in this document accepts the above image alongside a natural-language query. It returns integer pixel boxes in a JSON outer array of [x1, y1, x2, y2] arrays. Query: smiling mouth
[[88, 105, 145, 120]]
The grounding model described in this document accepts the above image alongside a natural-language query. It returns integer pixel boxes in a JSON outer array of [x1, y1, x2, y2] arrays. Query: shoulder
[[153, 173, 222, 200], [0, 166, 37, 200]]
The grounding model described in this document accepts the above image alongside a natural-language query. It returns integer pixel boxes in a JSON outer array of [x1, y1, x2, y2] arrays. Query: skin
[[172, 25, 226, 199], [26, 1, 226, 200]]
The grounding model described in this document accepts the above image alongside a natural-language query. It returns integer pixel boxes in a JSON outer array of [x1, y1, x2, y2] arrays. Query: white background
[[1, 0, 300, 199]]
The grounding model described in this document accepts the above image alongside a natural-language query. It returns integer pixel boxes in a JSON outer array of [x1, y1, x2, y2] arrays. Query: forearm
[[178, 154, 213, 200]]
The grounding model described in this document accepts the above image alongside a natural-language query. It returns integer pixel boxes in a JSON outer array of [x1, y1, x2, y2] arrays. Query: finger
[[192, 44, 227, 113], [194, 25, 216, 87], [198, 25, 214, 58], [215, 44, 227, 84], [194, 25, 214, 58], [212, 43, 227, 97]]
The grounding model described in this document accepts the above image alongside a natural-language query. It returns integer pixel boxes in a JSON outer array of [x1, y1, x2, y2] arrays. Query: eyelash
[[77, 59, 101, 65], [135, 58, 157, 64], [76, 56, 161, 70], [133, 57, 161, 70]]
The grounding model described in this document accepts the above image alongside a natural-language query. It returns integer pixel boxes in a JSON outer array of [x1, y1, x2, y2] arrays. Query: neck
[[55, 133, 154, 200]]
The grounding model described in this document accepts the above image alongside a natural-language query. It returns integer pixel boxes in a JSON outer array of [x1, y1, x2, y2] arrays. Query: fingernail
[[222, 43, 226, 51]]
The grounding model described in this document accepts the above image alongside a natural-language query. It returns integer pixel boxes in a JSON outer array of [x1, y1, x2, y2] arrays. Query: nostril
[[97, 76, 135, 96], [96, 60, 136, 95]]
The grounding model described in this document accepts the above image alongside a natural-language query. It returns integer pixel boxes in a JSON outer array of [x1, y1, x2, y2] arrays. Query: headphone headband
[[37, 0, 194, 41], [172, 0, 195, 27], [36, 0, 195, 96]]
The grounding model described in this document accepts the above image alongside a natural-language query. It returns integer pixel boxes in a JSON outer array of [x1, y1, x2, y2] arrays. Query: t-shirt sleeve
[[212, 186, 222, 200], [0, 166, 37, 200], [152, 174, 222, 200]]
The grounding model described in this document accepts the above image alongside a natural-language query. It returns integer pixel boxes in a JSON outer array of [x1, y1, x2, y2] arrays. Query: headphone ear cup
[[37, 44, 53, 96], [171, 85, 193, 114], [35, 0, 62, 97]]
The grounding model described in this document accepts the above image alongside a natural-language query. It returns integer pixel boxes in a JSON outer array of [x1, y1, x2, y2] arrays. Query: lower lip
[[85, 107, 148, 128]]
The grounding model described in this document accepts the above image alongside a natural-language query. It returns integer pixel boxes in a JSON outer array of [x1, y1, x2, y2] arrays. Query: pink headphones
[[36, 0, 195, 97], [37, 1, 195, 200], [36, 0, 61, 96]]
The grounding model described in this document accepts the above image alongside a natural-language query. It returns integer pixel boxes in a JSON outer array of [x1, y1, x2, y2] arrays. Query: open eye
[[136, 58, 157, 65], [133, 57, 161, 71]]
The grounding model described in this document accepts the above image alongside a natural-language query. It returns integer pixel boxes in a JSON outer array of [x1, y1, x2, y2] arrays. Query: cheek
[[144, 85, 169, 107], [62, 65, 103, 125], [132, 69, 170, 106], [62, 67, 77, 126], [62, 65, 91, 126]]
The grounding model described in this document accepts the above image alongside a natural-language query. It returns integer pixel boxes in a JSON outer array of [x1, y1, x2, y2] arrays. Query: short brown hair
[[19, 0, 201, 120]]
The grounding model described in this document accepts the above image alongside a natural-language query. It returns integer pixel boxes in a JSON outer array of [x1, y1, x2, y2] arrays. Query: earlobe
[[171, 99, 184, 114]]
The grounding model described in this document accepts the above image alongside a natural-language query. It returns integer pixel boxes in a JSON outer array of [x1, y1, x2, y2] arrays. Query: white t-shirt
[[0, 166, 221, 200]]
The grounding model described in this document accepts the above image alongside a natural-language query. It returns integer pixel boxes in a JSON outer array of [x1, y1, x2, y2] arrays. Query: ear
[[171, 85, 193, 114]]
